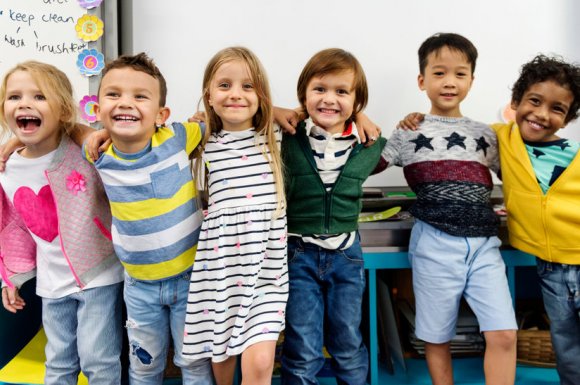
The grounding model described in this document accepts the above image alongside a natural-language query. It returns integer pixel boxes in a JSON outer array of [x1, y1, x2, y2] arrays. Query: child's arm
[[1, 286, 25, 313], [397, 112, 425, 130], [355, 112, 382, 145], [0, 137, 24, 172]]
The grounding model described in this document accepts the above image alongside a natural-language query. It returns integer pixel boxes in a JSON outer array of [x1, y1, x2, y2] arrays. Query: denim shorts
[[409, 220, 517, 343]]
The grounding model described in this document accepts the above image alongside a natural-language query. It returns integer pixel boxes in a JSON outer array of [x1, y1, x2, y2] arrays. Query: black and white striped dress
[[182, 127, 288, 362]]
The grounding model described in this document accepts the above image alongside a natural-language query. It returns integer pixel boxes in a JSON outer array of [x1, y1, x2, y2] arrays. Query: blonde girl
[[0, 61, 124, 385], [182, 47, 287, 385]]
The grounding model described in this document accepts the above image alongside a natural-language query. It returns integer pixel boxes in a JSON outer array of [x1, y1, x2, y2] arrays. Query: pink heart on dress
[[13, 185, 58, 242]]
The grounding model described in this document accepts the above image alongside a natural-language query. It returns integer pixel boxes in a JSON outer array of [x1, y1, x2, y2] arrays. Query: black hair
[[511, 54, 580, 123], [418, 33, 478, 75]]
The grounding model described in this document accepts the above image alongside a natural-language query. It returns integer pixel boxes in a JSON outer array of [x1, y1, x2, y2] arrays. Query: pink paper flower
[[66, 170, 87, 195]]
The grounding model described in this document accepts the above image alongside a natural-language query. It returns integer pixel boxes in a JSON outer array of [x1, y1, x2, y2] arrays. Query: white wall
[[125, 0, 580, 186]]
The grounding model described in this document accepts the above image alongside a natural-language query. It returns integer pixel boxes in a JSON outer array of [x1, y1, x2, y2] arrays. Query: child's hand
[[355, 113, 381, 146], [1, 287, 25, 313], [274, 107, 303, 135], [188, 111, 207, 123], [397, 113, 425, 131], [0, 137, 24, 172], [85, 130, 111, 161]]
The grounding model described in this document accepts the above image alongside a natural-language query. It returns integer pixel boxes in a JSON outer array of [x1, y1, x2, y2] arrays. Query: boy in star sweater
[[381, 33, 517, 385]]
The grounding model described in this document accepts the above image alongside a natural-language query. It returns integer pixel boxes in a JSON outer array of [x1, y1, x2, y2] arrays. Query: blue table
[[363, 248, 559, 385]]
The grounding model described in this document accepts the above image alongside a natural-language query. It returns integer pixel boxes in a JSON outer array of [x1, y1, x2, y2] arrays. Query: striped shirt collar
[[304, 118, 361, 144]]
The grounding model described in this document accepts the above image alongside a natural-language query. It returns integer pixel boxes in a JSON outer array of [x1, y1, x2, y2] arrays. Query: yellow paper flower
[[75, 15, 104, 42]]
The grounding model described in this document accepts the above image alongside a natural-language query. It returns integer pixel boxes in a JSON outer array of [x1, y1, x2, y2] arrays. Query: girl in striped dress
[[182, 47, 287, 385]]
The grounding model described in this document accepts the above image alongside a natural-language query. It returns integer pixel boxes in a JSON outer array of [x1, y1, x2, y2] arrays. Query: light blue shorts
[[409, 219, 517, 344]]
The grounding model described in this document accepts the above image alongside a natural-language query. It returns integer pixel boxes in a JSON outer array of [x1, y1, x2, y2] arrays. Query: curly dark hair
[[511, 55, 580, 123]]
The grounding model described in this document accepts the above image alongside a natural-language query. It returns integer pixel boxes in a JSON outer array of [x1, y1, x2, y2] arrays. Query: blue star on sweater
[[475, 136, 490, 156], [444, 132, 466, 150], [410, 134, 434, 152]]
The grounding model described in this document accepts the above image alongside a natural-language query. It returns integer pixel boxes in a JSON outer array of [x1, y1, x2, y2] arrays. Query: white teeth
[[114, 115, 138, 121], [528, 120, 545, 130]]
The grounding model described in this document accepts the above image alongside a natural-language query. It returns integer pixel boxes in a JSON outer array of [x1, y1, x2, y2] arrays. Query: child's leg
[[281, 238, 325, 385], [168, 271, 213, 385], [76, 282, 123, 385], [482, 330, 517, 385], [241, 341, 277, 385], [323, 238, 368, 385], [462, 236, 517, 385], [42, 296, 82, 385], [536, 259, 580, 385], [212, 356, 237, 385], [424, 342, 453, 385], [123, 274, 170, 385]]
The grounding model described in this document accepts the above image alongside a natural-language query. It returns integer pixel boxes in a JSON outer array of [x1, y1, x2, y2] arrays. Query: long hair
[[196, 47, 285, 215], [0, 61, 77, 140]]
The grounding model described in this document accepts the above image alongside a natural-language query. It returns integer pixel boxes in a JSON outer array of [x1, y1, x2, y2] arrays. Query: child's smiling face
[[512, 80, 574, 142], [418, 46, 473, 118], [96, 67, 169, 153], [3, 70, 61, 158], [305, 70, 356, 134]]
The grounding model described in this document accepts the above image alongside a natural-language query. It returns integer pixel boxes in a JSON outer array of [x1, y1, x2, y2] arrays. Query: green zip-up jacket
[[282, 122, 386, 234]]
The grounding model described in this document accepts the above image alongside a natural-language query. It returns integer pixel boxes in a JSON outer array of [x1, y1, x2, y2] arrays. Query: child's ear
[[94, 103, 101, 121], [417, 74, 425, 90], [156, 107, 171, 125]]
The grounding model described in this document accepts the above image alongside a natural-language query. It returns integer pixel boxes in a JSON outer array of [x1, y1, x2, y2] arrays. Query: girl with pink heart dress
[[0, 61, 124, 385]]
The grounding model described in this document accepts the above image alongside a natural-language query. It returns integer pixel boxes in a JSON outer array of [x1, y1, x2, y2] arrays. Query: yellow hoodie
[[493, 121, 580, 264]]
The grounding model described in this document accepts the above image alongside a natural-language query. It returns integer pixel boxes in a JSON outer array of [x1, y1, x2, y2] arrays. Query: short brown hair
[[418, 33, 478, 75], [101, 52, 167, 106], [297, 48, 368, 122]]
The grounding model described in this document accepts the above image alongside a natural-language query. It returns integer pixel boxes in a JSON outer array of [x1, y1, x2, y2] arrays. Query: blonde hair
[[297, 48, 368, 125], [197, 47, 285, 215], [0, 61, 78, 140]]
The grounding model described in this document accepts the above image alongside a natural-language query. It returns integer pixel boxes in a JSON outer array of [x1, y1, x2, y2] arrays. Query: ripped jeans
[[123, 272, 213, 385]]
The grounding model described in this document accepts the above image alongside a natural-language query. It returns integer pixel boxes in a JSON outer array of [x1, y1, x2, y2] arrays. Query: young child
[[180, 47, 287, 385], [0, 61, 124, 385], [382, 33, 518, 385], [83, 53, 213, 384], [492, 55, 580, 384], [280, 48, 386, 385], [399, 54, 580, 384]]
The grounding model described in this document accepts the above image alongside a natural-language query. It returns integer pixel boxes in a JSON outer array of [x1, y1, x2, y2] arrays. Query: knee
[[485, 329, 517, 351], [245, 349, 275, 376]]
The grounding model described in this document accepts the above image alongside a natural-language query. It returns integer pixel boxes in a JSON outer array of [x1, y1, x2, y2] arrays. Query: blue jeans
[[281, 236, 368, 385], [42, 283, 123, 385], [536, 259, 580, 385], [123, 271, 213, 385]]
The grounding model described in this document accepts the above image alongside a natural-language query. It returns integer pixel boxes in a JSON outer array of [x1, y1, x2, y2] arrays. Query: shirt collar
[[304, 118, 361, 143]]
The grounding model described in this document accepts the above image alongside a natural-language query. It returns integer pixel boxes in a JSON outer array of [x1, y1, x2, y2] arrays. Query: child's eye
[[135, 94, 148, 100], [35, 94, 46, 101], [433, 71, 444, 76], [242, 83, 254, 90], [6, 95, 20, 101], [528, 97, 540, 105], [457, 72, 467, 77], [218, 82, 230, 89], [337, 89, 350, 95], [553, 106, 567, 115], [313, 86, 325, 92], [105, 92, 119, 98]]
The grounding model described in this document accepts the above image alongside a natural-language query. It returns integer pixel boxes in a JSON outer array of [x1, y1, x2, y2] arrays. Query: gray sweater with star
[[382, 115, 500, 237]]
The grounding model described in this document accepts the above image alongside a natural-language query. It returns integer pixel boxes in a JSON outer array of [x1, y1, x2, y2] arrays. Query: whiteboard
[[124, 0, 580, 186], [0, 0, 120, 130]]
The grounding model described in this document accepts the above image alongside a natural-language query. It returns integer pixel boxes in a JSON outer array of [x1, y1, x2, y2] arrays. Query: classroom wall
[[124, 0, 580, 186]]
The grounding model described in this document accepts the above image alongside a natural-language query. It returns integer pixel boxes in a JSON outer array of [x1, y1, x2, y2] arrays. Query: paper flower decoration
[[79, 95, 99, 123], [75, 15, 104, 42], [66, 170, 87, 195], [77, 0, 103, 9], [77, 49, 105, 76]]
